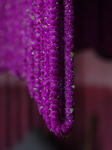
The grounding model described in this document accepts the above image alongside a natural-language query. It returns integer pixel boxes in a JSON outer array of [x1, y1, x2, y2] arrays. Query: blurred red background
[[0, 49, 112, 150]]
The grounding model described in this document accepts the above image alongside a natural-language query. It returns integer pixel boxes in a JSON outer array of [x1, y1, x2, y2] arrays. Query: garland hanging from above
[[0, 0, 75, 137]]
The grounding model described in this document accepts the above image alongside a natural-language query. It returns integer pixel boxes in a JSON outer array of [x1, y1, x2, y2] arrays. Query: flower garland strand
[[62, 0, 75, 134], [0, 0, 75, 137], [42, 0, 75, 137], [48, 0, 61, 135], [33, 0, 44, 114], [27, 0, 35, 98], [42, 0, 52, 130]]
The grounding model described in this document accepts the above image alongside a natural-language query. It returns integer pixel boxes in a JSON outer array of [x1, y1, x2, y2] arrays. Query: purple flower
[[0, 0, 75, 137]]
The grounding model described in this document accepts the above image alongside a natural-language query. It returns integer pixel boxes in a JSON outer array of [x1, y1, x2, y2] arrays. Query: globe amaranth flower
[[0, 0, 75, 137]]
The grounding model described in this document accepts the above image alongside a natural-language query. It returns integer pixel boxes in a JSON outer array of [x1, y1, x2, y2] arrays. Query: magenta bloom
[[0, 0, 75, 137]]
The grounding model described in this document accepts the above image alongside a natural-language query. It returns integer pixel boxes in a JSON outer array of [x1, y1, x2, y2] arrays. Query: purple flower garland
[[0, 0, 75, 137], [33, 0, 44, 114]]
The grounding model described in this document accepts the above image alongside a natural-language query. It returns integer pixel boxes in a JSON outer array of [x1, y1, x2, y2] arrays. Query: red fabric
[[0, 75, 40, 150], [0, 50, 112, 150]]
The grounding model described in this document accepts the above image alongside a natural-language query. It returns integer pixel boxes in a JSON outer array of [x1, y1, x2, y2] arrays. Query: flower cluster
[[0, 0, 75, 137]]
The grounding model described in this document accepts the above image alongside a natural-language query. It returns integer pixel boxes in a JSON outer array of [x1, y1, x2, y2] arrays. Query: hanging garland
[[0, 0, 75, 137]]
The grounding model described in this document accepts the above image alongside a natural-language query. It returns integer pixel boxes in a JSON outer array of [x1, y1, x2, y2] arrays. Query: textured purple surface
[[0, 0, 75, 137]]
